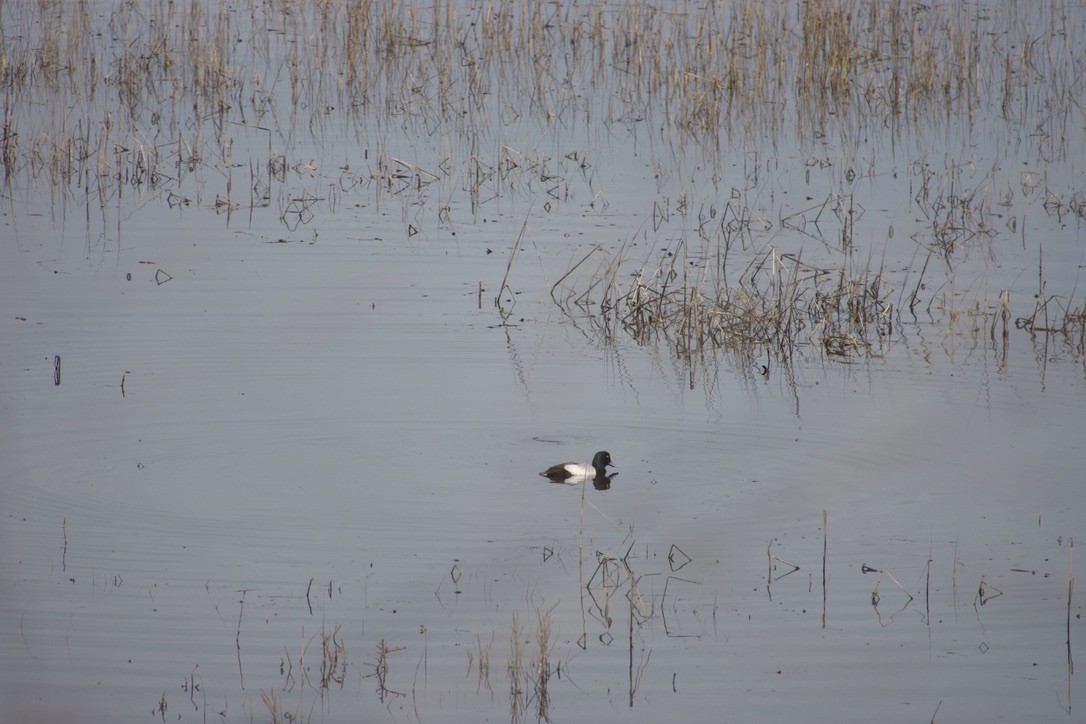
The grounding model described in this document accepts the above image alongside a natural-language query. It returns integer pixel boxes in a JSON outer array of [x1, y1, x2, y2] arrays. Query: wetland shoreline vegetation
[[2, 0, 1084, 372]]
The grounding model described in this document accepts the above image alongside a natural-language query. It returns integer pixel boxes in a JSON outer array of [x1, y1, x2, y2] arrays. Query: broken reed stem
[[628, 582, 635, 709], [822, 509, 828, 629], [551, 245, 604, 300], [236, 590, 247, 689], [496, 210, 530, 313], [926, 556, 932, 625], [1069, 538, 1075, 676], [883, 569, 914, 602], [767, 539, 800, 581]]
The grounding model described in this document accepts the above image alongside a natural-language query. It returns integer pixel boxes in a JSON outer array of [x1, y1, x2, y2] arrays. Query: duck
[[539, 451, 616, 482]]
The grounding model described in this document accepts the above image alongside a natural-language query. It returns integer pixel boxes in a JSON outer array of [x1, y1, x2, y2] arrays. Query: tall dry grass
[[2, 0, 1083, 352]]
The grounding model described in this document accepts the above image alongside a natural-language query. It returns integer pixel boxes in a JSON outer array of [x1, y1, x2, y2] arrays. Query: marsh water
[[2, 1, 1085, 722]]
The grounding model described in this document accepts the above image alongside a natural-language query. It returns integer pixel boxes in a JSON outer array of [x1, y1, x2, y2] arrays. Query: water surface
[[2, 1, 1084, 722]]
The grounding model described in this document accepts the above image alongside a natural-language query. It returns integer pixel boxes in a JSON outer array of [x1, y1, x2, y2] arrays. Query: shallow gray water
[[2, 1, 1086, 723], [3, 201, 1083, 724]]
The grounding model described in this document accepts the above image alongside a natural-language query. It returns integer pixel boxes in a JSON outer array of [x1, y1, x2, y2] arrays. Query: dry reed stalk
[[822, 510, 828, 629], [534, 604, 556, 722], [473, 633, 493, 694], [1068, 539, 1075, 677], [259, 689, 281, 724], [508, 611, 525, 720]]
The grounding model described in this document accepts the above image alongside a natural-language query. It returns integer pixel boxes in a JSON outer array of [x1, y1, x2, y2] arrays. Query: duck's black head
[[591, 451, 615, 474]]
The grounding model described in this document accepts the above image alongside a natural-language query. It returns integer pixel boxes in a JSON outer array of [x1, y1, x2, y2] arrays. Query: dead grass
[[3, 0, 1079, 197], [2, 0, 1083, 350]]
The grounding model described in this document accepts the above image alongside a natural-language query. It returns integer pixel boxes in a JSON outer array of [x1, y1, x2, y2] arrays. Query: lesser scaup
[[539, 450, 616, 482]]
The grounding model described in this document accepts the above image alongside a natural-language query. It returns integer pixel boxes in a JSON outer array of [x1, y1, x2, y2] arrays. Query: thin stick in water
[[822, 509, 828, 629]]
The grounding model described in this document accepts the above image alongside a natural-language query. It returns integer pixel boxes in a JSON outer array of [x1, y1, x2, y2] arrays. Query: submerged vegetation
[[156, 511, 1076, 722], [2, 0, 1084, 363]]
